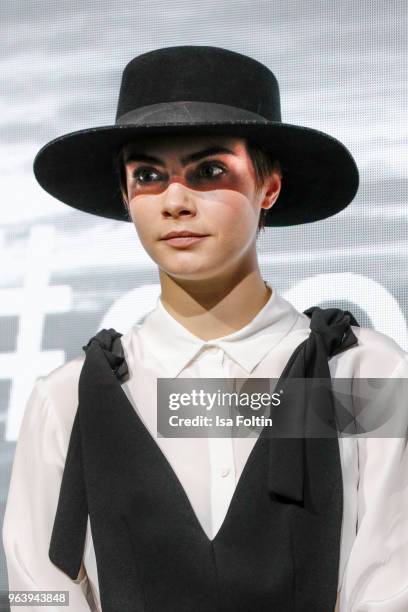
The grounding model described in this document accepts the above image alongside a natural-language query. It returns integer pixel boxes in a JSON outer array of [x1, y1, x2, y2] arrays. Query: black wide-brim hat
[[33, 45, 359, 226]]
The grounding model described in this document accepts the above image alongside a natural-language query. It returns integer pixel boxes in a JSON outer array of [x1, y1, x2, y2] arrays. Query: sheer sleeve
[[339, 355, 408, 611], [2, 377, 95, 611]]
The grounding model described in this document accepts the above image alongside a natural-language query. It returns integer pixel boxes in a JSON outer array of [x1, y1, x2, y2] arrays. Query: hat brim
[[33, 121, 359, 226]]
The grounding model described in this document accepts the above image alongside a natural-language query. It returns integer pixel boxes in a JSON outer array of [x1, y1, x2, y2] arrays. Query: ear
[[260, 168, 282, 212]]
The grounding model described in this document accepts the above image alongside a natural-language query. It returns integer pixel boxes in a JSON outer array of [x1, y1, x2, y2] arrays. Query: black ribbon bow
[[266, 306, 359, 504], [82, 328, 130, 383]]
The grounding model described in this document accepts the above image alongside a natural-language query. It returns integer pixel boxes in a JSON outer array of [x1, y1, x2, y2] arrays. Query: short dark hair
[[114, 137, 282, 237]]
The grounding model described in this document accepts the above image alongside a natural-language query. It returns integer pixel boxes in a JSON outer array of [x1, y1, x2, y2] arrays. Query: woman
[[3, 45, 408, 612]]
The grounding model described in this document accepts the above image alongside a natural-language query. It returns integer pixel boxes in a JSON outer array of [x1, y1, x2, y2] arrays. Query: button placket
[[203, 345, 235, 538]]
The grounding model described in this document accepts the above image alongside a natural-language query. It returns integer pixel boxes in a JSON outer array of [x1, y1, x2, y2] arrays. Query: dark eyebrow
[[123, 146, 237, 167]]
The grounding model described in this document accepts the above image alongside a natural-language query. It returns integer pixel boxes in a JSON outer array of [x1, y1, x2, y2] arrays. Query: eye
[[132, 166, 162, 183], [196, 162, 226, 179]]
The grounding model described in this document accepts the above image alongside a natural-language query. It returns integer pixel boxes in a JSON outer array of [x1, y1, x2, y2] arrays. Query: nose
[[161, 181, 197, 218]]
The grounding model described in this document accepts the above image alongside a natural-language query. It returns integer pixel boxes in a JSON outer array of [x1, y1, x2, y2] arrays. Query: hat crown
[[115, 45, 281, 123]]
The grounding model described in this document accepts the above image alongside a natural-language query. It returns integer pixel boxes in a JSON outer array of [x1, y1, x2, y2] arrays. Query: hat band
[[116, 100, 271, 126]]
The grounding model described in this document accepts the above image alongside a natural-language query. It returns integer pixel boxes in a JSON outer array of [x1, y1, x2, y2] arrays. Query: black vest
[[49, 306, 359, 612]]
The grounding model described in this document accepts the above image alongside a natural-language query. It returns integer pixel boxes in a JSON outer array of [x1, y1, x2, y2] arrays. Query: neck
[[158, 269, 272, 341]]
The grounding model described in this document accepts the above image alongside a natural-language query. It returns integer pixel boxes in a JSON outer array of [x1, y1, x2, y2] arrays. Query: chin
[[160, 266, 214, 280]]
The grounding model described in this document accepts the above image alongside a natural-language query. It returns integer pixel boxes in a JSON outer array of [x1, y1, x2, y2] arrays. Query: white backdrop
[[0, 0, 407, 606]]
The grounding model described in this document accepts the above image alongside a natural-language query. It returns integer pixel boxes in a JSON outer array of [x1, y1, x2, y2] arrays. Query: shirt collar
[[137, 281, 301, 377]]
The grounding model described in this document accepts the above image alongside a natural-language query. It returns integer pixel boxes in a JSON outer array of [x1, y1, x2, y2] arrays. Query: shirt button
[[220, 466, 231, 477]]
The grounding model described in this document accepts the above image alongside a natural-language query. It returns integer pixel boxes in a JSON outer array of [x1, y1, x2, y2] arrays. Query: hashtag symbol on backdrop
[[0, 225, 73, 442]]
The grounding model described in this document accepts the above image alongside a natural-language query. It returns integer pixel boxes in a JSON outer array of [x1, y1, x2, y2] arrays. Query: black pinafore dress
[[48, 306, 359, 612]]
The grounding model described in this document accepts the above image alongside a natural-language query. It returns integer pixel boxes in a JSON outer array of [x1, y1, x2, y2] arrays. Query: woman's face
[[122, 133, 281, 282]]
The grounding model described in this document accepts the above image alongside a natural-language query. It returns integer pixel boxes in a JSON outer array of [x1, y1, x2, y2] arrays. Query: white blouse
[[3, 282, 408, 612]]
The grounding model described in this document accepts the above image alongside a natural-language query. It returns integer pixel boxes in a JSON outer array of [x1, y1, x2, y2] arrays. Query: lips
[[162, 235, 209, 247], [161, 231, 207, 240]]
